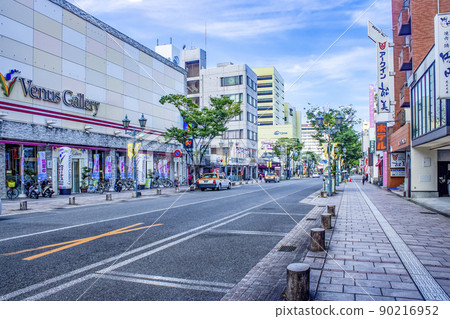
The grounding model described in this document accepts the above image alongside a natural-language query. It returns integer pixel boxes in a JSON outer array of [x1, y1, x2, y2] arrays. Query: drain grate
[[419, 211, 437, 215], [278, 245, 297, 252], [306, 217, 317, 221]]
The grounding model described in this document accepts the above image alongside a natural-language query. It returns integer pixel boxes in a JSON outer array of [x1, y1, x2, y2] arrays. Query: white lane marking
[[1, 186, 312, 301], [96, 274, 230, 294], [208, 229, 288, 237], [106, 271, 235, 288], [356, 183, 450, 301]]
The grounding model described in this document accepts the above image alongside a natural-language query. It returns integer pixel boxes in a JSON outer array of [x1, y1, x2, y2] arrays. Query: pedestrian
[[362, 174, 365, 185]]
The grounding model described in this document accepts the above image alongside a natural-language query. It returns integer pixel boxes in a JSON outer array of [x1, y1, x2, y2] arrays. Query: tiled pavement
[[224, 178, 450, 301]]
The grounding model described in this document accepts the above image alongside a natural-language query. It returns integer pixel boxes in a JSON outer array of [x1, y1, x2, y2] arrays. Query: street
[[0, 178, 322, 301]]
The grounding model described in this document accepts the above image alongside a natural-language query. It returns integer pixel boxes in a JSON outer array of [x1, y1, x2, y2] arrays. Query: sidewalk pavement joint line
[[0, 187, 305, 301], [356, 183, 450, 301], [207, 229, 288, 237], [103, 270, 235, 288]]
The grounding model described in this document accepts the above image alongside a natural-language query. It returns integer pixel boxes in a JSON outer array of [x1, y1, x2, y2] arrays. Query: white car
[[196, 173, 232, 191], [312, 172, 320, 178]]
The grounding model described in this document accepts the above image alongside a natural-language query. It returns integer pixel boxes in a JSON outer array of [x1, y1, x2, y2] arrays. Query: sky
[[67, 0, 393, 126]]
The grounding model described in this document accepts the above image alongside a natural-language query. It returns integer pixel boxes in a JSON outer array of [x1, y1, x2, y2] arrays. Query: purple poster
[[92, 154, 100, 180], [119, 156, 125, 179], [105, 156, 112, 180], [37, 151, 47, 181]]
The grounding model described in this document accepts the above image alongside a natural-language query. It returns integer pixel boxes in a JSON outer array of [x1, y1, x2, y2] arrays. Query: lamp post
[[122, 114, 147, 198], [316, 113, 344, 197]]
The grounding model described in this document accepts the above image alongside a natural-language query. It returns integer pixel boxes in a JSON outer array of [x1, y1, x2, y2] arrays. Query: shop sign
[[390, 152, 406, 168], [105, 156, 113, 180], [92, 154, 100, 180], [127, 143, 141, 159], [391, 168, 405, 177], [376, 122, 387, 151], [58, 147, 72, 189], [369, 140, 375, 154], [0, 69, 100, 116], [37, 151, 47, 181], [435, 13, 450, 99], [274, 130, 288, 135]]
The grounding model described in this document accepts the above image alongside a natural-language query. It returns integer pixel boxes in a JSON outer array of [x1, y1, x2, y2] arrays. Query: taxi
[[197, 173, 231, 191], [264, 172, 280, 183]]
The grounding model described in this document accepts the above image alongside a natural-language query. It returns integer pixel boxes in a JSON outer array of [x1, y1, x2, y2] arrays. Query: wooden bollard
[[20, 200, 27, 210], [321, 213, 332, 229], [310, 228, 325, 251], [175, 187, 180, 193], [69, 196, 76, 205], [327, 205, 335, 216], [106, 193, 112, 201], [320, 190, 328, 197], [156, 189, 162, 195], [286, 263, 310, 301]]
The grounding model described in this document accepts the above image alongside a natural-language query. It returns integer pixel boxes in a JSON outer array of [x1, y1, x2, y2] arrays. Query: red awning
[[375, 158, 383, 167]]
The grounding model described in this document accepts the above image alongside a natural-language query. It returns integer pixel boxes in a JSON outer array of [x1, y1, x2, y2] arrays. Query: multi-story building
[[301, 124, 324, 159], [392, 0, 450, 198], [181, 48, 258, 179], [252, 67, 285, 126], [0, 0, 186, 198]]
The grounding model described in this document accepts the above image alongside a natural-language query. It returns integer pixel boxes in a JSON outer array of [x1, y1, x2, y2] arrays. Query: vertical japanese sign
[[92, 154, 100, 180], [119, 156, 125, 179], [105, 156, 112, 180], [369, 84, 375, 128], [369, 140, 375, 154], [58, 147, 72, 190], [435, 13, 450, 99], [37, 151, 47, 181], [127, 159, 133, 179], [368, 21, 390, 113], [376, 122, 387, 151], [137, 154, 146, 185]]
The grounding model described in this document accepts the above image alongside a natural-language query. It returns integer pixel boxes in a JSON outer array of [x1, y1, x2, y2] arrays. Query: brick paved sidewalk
[[313, 180, 450, 301]]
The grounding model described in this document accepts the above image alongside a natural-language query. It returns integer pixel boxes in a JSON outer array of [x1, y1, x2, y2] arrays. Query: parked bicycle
[[6, 180, 19, 200], [114, 179, 123, 192]]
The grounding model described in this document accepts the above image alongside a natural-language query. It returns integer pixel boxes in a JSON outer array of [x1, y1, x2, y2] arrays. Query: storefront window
[[153, 154, 171, 179], [5, 144, 37, 186]]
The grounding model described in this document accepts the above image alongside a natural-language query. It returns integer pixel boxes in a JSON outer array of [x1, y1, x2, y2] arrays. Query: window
[[257, 75, 272, 80], [247, 130, 257, 141], [223, 129, 243, 139], [258, 121, 273, 126], [185, 61, 200, 78], [247, 112, 257, 124], [258, 106, 273, 111], [189, 97, 199, 105], [247, 94, 257, 108], [187, 80, 199, 95], [221, 75, 243, 86], [258, 98, 273, 103], [257, 83, 272, 88], [258, 90, 272, 96], [222, 93, 243, 102], [259, 114, 273, 118], [247, 76, 257, 91], [230, 113, 242, 121]]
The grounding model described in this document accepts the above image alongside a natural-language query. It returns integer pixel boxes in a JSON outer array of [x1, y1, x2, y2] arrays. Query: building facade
[[0, 0, 186, 198]]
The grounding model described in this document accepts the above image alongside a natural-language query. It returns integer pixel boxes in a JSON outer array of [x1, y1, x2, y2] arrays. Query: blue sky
[[68, 0, 392, 125]]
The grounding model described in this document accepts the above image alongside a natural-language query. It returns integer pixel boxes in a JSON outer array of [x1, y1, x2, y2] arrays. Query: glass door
[[72, 159, 80, 193]]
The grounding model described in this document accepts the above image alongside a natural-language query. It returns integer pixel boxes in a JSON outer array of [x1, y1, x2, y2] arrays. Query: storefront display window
[[154, 154, 171, 179], [4, 144, 37, 183]]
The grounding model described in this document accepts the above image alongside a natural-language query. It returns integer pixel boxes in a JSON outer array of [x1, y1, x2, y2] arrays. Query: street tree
[[272, 138, 303, 179], [305, 104, 362, 172], [160, 94, 242, 181]]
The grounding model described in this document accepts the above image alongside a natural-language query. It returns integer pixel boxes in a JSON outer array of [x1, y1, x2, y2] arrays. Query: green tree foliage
[[305, 104, 362, 168], [272, 138, 303, 177], [160, 94, 242, 179]]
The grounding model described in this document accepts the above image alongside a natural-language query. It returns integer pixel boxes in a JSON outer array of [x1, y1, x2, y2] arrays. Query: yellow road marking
[[1, 223, 163, 261]]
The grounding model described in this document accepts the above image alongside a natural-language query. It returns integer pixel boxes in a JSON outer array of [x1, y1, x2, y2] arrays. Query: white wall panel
[[34, 0, 62, 23], [62, 10, 86, 35], [124, 56, 140, 74], [15, 0, 33, 9], [34, 30, 61, 56], [86, 23, 106, 44], [86, 68, 106, 88], [152, 59, 165, 74], [138, 64, 153, 79], [86, 84, 107, 103], [86, 37, 107, 59], [34, 48, 61, 74], [62, 25, 86, 50], [0, 55, 33, 79], [34, 67, 62, 91], [138, 88, 153, 103], [34, 11, 62, 39], [2, 0, 33, 27], [86, 53, 106, 73], [124, 69, 139, 86], [0, 36, 33, 65], [0, 15, 33, 46], [123, 43, 139, 61], [106, 35, 124, 53], [107, 61, 123, 80], [62, 59, 85, 81], [62, 42, 85, 66], [124, 95, 138, 112], [124, 83, 139, 99], [106, 90, 123, 107]]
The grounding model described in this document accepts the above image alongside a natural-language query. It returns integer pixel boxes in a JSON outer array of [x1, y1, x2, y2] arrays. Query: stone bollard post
[[132, 192, 141, 198], [20, 200, 27, 210], [286, 263, 310, 301], [327, 205, 335, 216], [156, 189, 162, 195], [175, 187, 180, 193], [106, 193, 112, 201], [321, 213, 332, 229], [310, 228, 325, 251], [69, 197, 76, 205]]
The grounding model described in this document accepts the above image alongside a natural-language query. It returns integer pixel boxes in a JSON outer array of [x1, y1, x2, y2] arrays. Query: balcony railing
[[398, 4, 411, 36]]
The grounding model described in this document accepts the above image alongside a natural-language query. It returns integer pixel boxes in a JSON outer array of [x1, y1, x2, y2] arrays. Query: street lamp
[[316, 113, 344, 197], [123, 114, 147, 198]]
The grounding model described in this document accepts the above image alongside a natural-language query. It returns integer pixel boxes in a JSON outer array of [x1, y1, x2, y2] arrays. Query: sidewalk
[[223, 178, 450, 301]]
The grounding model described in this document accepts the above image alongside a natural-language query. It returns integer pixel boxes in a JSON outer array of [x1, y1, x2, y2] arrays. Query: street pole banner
[[137, 154, 146, 185], [37, 151, 47, 181], [435, 13, 450, 99], [369, 84, 375, 127], [127, 158, 133, 179], [105, 156, 112, 180], [119, 156, 125, 179], [58, 147, 72, 190], [92, 154, 100, 180]]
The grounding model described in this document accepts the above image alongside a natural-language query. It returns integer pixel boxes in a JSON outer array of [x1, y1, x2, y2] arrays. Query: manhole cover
[[279, 245, 297, 252]]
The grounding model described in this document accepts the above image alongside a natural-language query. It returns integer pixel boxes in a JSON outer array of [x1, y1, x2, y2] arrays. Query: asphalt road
[[0, 178, 322, 301]]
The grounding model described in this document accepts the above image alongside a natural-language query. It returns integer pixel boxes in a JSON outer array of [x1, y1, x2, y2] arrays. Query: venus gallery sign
[[1, 69, 100, 116]]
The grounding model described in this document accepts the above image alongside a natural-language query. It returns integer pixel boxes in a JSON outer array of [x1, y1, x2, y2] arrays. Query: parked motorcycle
[[24, 180, 40, 199], [40, 180, 54, 198]]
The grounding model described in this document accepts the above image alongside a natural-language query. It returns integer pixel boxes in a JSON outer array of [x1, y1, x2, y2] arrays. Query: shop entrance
[[437, 162, 450, 197], [72, 159, 80, 193]]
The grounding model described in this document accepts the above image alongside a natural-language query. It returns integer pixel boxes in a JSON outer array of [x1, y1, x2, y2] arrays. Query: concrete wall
[[410, 146, 438, 197]]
